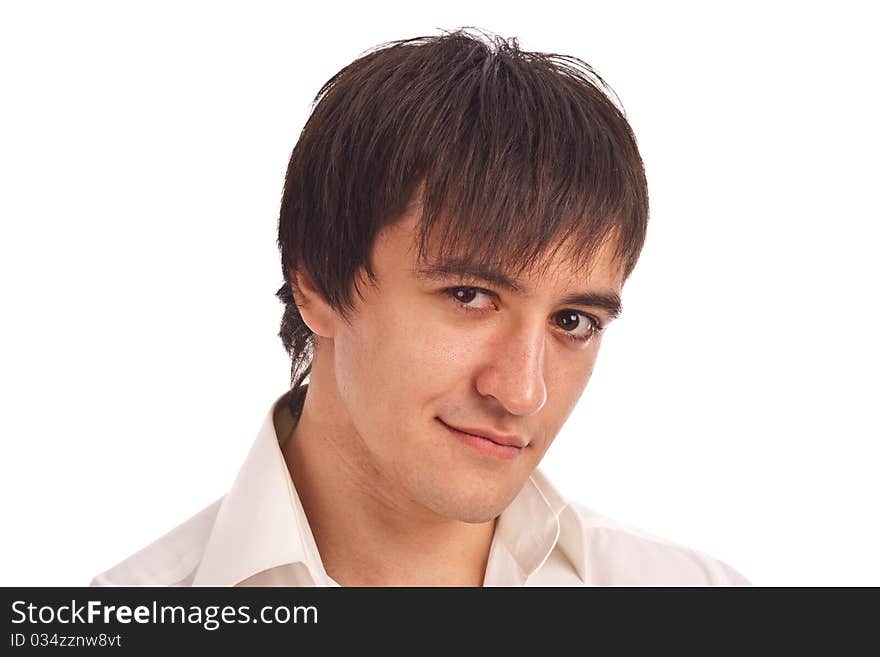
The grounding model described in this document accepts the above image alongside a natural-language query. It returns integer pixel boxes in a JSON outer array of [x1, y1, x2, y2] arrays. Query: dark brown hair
[[276, 27, 649, 394]]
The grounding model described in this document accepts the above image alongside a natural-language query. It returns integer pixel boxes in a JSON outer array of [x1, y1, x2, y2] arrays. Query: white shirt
[[90, 388, 750, 586]]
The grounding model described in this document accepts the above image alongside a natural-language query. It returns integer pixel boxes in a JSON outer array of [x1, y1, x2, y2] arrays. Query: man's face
[[325, 210, 625, 523]]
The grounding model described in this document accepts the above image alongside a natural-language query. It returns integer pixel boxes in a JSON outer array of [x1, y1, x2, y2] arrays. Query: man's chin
[[417, 481, 526, 524]]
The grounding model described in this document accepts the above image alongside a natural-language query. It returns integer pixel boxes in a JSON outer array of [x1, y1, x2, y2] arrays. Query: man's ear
[[290, 268, 337, 339]]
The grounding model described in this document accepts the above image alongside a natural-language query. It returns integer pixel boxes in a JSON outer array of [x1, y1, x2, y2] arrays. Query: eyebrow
[[413, 259, 623, 320]]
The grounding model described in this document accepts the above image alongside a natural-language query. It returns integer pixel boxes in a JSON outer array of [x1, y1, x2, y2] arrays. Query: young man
[[92, 29, 749, 586]]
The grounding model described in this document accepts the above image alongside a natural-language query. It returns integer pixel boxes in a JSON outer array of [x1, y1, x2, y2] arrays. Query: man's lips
[[439, 421, 527, 448], [437, 418, 526, 460]]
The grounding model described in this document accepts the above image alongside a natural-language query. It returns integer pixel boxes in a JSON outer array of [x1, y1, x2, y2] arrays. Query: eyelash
[[441, 286, 606, 344]]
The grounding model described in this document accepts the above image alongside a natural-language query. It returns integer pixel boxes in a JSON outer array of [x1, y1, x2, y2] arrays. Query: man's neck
[[275, 377, 497, 587]]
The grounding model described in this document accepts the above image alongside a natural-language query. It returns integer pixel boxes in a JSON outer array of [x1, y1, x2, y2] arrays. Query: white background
[[1, 1, 877, 586]]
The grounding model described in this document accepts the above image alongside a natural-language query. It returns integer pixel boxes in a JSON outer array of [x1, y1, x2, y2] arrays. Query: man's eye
[[554, 311, 603, 344], [444, 287, 495, 312]]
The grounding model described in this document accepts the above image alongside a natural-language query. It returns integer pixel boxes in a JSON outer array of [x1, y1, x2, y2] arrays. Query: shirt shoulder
[[89, 497, 224, 586], [565, 501, 751, 586]]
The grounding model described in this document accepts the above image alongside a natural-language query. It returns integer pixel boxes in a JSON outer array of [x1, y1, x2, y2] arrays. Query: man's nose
[[474, 322, 548, 417]]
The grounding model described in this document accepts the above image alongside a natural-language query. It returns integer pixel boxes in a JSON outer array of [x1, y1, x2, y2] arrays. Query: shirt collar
[[192, 387, 324, 586], [192, 386, 587, 586]]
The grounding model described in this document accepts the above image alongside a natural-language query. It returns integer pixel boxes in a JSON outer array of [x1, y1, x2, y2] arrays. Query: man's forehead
[[411, 230, 625, 288], [378, 202, 626, 292]]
